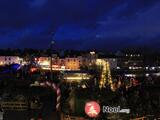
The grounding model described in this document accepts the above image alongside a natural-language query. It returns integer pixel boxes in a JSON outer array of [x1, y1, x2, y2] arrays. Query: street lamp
[[50, 40, 54, 81]]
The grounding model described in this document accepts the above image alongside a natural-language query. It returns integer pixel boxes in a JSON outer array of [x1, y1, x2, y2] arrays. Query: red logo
[[85, 101, 100, 118]]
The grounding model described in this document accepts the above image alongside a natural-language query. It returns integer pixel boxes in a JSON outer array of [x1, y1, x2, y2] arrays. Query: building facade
[[35, 52, 116, 71], [105, 58, 117, 70], [0, 56, 23, 65], [64, 57, 82, 70]]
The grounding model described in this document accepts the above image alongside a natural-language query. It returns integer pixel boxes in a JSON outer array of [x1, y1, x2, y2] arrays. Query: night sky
[[0, 0, 160, 51]]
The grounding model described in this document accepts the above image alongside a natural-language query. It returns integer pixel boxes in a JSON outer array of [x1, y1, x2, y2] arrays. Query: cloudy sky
[[0, 0, 160, 50]]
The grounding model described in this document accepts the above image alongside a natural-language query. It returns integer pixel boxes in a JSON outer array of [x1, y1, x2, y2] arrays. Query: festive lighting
[[39, 60, 50, 66], [82, 85, 87, 88], [145, 73, 149, 77], [30, 68, 37, 72], [64, 76, 90, 80], [151, 67, 155, 70], [96, 59, 112, 89], [90, 51, 95, 55], [116, 67, 120, 69]]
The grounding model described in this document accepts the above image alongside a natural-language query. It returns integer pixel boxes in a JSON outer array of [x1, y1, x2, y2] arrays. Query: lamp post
[[50, 40, 54, 81]]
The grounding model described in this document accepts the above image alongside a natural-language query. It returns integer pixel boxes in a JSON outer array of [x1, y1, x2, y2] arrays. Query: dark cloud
[[0, 0, 160, 50]]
